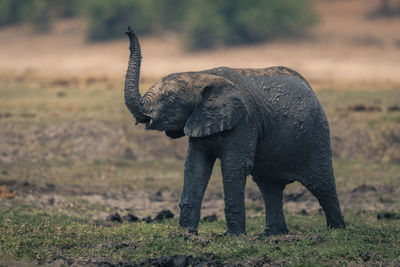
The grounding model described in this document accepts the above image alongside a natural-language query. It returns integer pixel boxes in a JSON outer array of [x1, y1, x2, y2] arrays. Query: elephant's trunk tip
[[125, 26, 136, 38]]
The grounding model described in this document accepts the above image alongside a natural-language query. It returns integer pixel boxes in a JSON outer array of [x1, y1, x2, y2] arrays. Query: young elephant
[[124, 27, 345, 235]]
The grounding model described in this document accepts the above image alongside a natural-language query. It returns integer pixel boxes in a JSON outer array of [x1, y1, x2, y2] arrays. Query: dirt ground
[[0, 0, 400, 83], [1, 170, 399, 225]]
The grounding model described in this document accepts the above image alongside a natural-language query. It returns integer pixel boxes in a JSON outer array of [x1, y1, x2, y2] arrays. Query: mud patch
[[107, 210, 174, 224], [54, 257, 117, 267], [388, 105, 400, 112], [345, 104, 381, 112], [47, 254, 224, 267], [154, 209, 175, 221], [202, 214, 218, 222], [0, 179, 56, 195], [41, 253, 303, 267], [351, 184, 377, 193], [377, 212, 400, 220], [0, 112, 13, 119], [139, 254, 222, 267], [2, 178, 400, 221]]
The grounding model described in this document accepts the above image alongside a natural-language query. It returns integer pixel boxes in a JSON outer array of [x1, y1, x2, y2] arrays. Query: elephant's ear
[[184, 75, 247, 137]]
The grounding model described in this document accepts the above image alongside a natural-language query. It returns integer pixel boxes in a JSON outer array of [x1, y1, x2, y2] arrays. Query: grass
[[333, 159, 400, 188], [0, 204, 399, 265]]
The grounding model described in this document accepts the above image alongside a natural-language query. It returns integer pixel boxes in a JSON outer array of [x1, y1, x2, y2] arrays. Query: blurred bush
[[83, 0, 188, 40], [0, 0, 317, 49], [0, 0, 80, 31], [183, 0, 318, 50], [0, 0, 32, 26], [372, 0, 400, 17]]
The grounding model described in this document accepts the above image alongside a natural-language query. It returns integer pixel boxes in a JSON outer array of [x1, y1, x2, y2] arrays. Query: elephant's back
[[258, 73, 324, 148], [234, 66, 311, 88], [256, 72, 320, 124], [202, 66, 324, 137]]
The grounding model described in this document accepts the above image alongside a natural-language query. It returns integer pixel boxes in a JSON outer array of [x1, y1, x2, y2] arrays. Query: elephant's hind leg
[[253, 177, 288, 236], [301, 164, 345, 229]]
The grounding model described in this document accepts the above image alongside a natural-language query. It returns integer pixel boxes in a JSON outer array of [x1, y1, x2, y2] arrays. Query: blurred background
[[0, 0, 399, 224], [0, 0, 399, 81]]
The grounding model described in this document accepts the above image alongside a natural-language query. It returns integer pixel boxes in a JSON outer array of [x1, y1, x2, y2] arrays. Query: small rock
[[202, 214, 218, 222], [142, 216, 153, 223], [108, 212, 122, 223], [154, 210, 174, 222], [377, 212, 400, 220], [48, 197, 55, 205], [149, 190, 164, 202], [115, 241, 131, 249], [351, 184, 376, 193], [298, 209, 309, 216], [347, 104, 381, 112], [388, 105, 400, 112], [123, 213, 139, 222], [123, 147, 136, 159], [57, 91, 67, 98], [45, 183, 55, 191], [359, 251, 375, 262]]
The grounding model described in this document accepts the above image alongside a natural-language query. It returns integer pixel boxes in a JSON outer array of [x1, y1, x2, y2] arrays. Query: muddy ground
[[1, 171, 399, 221], [1, 177, 400, 221]]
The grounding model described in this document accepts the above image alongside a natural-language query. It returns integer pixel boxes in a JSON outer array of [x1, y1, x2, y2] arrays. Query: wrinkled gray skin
[[124, 27, 345, 235]]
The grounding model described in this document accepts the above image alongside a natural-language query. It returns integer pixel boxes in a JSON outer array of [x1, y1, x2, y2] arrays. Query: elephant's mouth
[[145, 118, 159, 130], [135, 116, 150, 125], [165, 130, 185, 139], [145, 119, 153, 130]]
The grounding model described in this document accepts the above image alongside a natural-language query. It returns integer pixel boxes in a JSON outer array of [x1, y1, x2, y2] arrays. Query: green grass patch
[[0, 204, 399, 265]]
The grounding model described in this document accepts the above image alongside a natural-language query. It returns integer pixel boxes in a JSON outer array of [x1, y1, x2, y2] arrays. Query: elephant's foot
[[326, 210, 346, 229], [179, 203, 201, 234], [224, 231, 246, 236], [224, 228, 246, 236], [263, 225, 289, 236], [178, 224, 198, 235], [224, 210, 246, 236], [179, 227, 198, 236]]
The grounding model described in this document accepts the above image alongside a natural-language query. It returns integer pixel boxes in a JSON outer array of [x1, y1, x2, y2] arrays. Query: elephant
[[123, 27, 346, 235]]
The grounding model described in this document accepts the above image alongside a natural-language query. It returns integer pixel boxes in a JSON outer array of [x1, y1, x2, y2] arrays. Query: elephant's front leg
[[221, 154, 250, 235], [179, 140, 216, 233]]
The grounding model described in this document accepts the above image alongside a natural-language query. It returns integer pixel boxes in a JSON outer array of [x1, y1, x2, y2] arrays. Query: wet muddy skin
[[124, 27, 345, 235]]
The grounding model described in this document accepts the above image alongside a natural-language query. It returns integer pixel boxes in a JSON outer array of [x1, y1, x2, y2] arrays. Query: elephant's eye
[[166, 97, 175, 104]]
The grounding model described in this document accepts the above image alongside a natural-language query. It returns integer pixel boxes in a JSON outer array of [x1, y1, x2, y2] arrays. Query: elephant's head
[[124, 27, 248, 139]]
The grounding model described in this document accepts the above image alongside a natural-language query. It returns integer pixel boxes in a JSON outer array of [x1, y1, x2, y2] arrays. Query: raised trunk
[[124, 27, 149, 123]]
